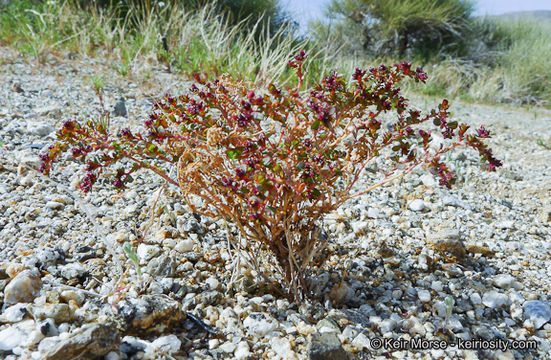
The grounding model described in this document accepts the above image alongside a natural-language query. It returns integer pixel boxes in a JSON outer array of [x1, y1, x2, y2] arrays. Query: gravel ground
[[0, 46, 550, 360]]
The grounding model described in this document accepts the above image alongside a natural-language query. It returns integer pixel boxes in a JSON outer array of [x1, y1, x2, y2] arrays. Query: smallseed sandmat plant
[[40, 51, 502, 300]]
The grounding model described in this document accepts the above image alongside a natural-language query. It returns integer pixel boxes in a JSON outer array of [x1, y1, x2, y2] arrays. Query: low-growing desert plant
[[39, 51, 502, 300]]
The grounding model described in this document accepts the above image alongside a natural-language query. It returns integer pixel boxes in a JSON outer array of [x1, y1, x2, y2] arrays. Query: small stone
[[208, 339, 219, 349], [418, 289, 431, 302], [148, 335, 181, 355], [234, 341, 251, 359], [116, 296, 185, 336], [220, 341, 236, 353], [137, 244, 160, 263], [493, 274, 515, 289], [113, 97, 127, 117], [429, 228, 466, 258], [366, 207, 380, 219], [27, 122, 55, 137], [39, 318, 59, 337], [379, 319, 396, 334], [297, 321, 316, 336], [351, 333, 370, 350], [317, 318, 340, 334], [1, 303, 28, 322], [270, 336, 296, 359], [205, 277, 220, 290], [523, 300, 551, 329], [408, 199, 427, 212], [175, 239, 194, 253], [243, 312, 279, 336], [59, 263, 87, 280], [482, 291, 509, 308], [420, 174, 437, 187], [470, 292, 482, 305], [4, 269, 42, 305], [32, 303, 74, 323], [497, 220, 515, 230], [45, 201, 64, 211], [308, 332, 348, 360], [0, 319, 43, 350], [431, 281, 443, 292], [42, 323, 120, 360]]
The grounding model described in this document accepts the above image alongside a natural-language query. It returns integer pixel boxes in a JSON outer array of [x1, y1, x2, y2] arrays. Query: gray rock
[[243, 312, 279, 336], [408, 199, 427, 212], [0, 319, 44, 350], [1, 303, 28, 322], [4, 269, 42, 305], [366, 207, 380, 219], [316, 318, 340, 334], [39, 318, 59, 337], [174, 239, 194, 253], [493, 274, 515, 289], [430, 228, 466, 258], [113, 96, 127, 117], [442, 195, 471, 209], [177, 217, 201, 234], [32, 303, 74, 323], [145, 335, 181, 355], [523, 300, 551, 329], [146, 255, 176, 277], [116, 295, 185, 335], [137, 244, 160, 263], [58, 263, 87, 280], [482, 291, 509, 308], [42, 323, 120, 360], [26, 122, 55, 137], [418, 289, 431, 302], [308, 332, 349, 360]]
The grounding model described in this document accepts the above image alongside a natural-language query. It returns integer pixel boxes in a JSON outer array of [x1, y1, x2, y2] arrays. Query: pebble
[[0, 320, 44, 351], [493, 274, 515, 289], [146, 335, 181, 355], [220, 341, 237, 353], [243, 312, 279, 336], [308, 332, 348, 360], [1, 303, 28, 322], [4, 269, 42, 305], [234, 341, 251, 359], [270, 336, 296, 359], [418, 289, 431, 302], [113, 96, 127, 117], [175, 239, 194, 253], [205, 277, 220, 290], [523, 300, 551, 329], [137, 244, 161, 263], [482, 291, 509, 308], [408, 199, 427, 212], [41, 323, 120, 360]]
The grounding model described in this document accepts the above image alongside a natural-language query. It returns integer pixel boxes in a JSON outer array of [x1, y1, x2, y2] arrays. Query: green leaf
[[123, 242, 142, 276], [226, 149, 242, 159], [311, 120, 320, 130]]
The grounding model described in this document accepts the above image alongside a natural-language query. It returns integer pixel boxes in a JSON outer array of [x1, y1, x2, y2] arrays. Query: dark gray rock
[[116, 295, 185, 336], [43, 323, 120, 360], [113, 96, 127, 117], [308, 333, 349, 360], [146, 255, 176, 277]]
